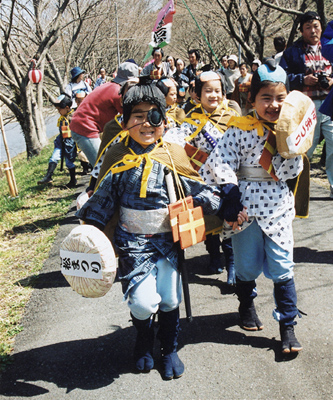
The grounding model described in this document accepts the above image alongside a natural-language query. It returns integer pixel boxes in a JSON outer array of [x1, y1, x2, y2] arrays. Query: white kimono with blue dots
[[201, 125, 304, 251]]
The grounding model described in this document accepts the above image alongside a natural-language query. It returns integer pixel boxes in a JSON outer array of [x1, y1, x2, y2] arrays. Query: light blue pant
[[231, 220, 294, 283], [49, 147, 75, 169], [71, 131, 101, 167], [307, 99, 333, 186], [128, 258, 182, 320]]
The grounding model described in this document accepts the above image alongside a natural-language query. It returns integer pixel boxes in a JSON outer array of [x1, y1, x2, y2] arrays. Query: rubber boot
[[131, 314, 155, 372], [221, 238, 236, 286], [158, 308, 184, 380], [81, 161, 90, 175], [235, 279, 264, 331], [66, 167, 77, 188], [273, 278, 302, 353], [205, 234, 223, 274], [37, 162, 57, 184]]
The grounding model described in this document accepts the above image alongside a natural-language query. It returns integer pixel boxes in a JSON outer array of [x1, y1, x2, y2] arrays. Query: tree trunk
[[17, 80, 48, 158]]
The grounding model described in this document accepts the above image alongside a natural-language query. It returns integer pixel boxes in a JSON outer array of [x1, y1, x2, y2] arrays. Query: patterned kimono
[[76, 138, 222, 297], [201, 115, 304, 250], [164, 100, 239, 173]]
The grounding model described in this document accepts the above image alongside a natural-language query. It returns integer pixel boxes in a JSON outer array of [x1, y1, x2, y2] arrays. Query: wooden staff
[[165, 167, 192, 322], [0, 105, 19, 197]]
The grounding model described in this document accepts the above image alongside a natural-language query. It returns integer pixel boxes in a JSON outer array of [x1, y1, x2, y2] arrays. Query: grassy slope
[[0, 141, 78, 369]]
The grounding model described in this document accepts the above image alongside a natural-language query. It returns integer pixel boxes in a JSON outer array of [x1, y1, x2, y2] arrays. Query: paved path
[[0, 180, 332, 400]]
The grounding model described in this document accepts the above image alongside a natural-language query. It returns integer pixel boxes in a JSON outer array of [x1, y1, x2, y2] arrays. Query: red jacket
[[70, 82, 122, 138]]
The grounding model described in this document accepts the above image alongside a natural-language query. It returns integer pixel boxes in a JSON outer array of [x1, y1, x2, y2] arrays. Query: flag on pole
[[143, 0, 176, 63]]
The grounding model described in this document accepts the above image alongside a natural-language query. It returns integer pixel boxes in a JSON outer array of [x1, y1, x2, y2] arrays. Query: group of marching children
[[75, 56, 304, 382]]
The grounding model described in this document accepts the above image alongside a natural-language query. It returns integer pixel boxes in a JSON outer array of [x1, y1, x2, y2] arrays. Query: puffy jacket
[[279, 38, 308, 91], [322, 20, 333, 62]]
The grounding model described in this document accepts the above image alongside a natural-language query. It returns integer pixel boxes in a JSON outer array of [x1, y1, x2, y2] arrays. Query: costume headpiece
[[195, 70, 226, 97], [250, 58, 289, 102], [156, 78, 176, 96], [122, 82, 167, 125]]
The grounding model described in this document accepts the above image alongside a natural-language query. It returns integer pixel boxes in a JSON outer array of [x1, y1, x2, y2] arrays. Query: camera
[[313, 71, 330, 89]]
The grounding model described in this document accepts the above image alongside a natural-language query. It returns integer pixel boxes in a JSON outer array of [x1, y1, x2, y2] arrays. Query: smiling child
[[76, 82, 226, 379], [201, 59, 304, 354]]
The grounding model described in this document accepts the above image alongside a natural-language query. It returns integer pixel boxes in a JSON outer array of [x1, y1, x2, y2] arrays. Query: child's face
[[200, 79, 223, 113], [124, 102, 164, 148], [56, 106, 70, 116], [165, 85, 177, 106], [253, 83, 287, 122]]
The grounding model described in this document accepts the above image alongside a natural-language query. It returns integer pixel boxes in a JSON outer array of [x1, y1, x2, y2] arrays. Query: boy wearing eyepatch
[[76, 82, 236, 379]]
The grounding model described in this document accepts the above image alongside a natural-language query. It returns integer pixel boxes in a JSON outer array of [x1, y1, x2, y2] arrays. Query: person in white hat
[[224, 54, 241, 98]]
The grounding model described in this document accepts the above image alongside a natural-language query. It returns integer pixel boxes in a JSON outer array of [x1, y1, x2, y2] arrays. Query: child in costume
[[37, 94, 77, 188], [76, 83, 230, 379], [201, 59, 304, 353], [182, 80, 199, 114], [156, 77, 186, 128], [164, 71, 241, 284]]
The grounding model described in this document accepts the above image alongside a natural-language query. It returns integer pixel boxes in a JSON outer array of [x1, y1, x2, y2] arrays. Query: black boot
[[221, 238, 235, 286], [66, 167, 77, 188], [235, 279, 264, 331], [131, 314, 155, 372], [274, 278, 302, 353], [205, 234, 223, 274], [158, 308, 184, 380], [37, 162, 57, 184], [279, 323, 302, 353], [81, 161, 90, 175]]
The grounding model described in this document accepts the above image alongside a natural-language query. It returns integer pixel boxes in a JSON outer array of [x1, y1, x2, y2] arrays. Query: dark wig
[[122, 83, 167, 126]]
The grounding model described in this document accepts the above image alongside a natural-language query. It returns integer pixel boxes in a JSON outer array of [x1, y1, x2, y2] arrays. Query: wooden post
[[0, 105, 19, 197], [3, 162, 17, 197]]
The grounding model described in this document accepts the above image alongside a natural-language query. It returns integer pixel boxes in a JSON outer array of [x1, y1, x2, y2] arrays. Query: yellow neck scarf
[[110, 139, 164, 198], [227, 112, 277, 137], [184, 102, 231, 140]]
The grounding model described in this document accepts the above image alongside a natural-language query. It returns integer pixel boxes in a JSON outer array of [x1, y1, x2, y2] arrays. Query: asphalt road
[[0, 178, 332, 400]]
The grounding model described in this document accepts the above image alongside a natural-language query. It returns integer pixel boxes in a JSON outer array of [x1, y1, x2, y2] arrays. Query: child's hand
[[237, 207, 248, 224], [225, 207, 248, 231]]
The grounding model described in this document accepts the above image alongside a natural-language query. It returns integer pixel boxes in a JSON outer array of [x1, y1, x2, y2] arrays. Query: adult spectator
[[273, 36, 286, 64], [141, 47, 171, 79], [232, 62, 252, 115], [65, 66, 92, 109], [251, 59, 261, 74], [166, 55, 177, 75], [319, 20, 333, 121], [182, 49, 201, 81], [280, 11, 333, 198], [173, 58, 189, 88], [224, 54, 240, 99], [94, 68, 110, 89], [220, 55, 229, 71], [70, 61, 140, 166]]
